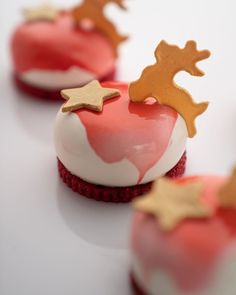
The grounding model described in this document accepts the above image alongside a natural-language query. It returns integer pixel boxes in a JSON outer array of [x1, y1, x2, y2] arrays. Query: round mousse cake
[[54, 40, 209, 202], [54, 81, 187, 202], [11, 4, 123, 99], [131, 174, 236, 295]]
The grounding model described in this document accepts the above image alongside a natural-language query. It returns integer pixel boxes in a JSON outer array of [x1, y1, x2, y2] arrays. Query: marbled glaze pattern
[[55, 82, 187, 186]]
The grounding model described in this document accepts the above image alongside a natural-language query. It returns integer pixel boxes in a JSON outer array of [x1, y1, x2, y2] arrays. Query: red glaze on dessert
[[75, 82, 178, 183], [131, 176, 236, 293], [11, 12, 115, 77]]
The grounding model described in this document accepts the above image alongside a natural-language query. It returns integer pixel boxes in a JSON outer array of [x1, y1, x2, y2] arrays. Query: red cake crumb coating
[[130, 175, 236, 294], [165, 152, 187, 178], [130, 272, 147, 295], [57, 152, 186, 203]]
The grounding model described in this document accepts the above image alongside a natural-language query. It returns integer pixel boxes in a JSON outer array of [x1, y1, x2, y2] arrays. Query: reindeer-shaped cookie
[[129, 41, 210, 137], [73, 0, 127, 56]]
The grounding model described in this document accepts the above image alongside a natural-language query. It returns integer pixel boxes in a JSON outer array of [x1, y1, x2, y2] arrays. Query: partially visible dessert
[[131, 168, 236, 295], [11, 1, 127, 99]]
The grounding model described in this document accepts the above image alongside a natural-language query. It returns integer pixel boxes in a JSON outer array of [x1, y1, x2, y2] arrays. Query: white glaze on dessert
[[20, 66, 96, 90], [132, 243, 236, 295], [54, 110, 187, 187]]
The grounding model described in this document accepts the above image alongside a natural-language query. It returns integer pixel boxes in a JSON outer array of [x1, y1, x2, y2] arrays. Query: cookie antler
[[97, 0, 127, 10], [72, 0, 128, 56], [129, 40, 211, 138], [179, 40, 210, 76]]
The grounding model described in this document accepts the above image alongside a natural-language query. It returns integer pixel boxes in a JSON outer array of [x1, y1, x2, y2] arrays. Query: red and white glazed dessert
[[54, 40, 209, 202], [130, 169, 236, 295], [11, 1, 127, 99], [55, 81, 187, 202]]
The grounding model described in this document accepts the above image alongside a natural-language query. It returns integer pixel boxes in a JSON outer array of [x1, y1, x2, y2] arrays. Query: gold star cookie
[[61, 80, 120, 113], [133, 178, 211, 231], [23, 3, 59, 23], [218, 167, 236, 208]]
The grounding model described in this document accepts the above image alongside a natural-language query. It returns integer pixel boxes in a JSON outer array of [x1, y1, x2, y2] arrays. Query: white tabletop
[[1, 0, 236, 294]]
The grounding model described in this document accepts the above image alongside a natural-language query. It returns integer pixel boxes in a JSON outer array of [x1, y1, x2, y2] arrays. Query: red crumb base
[[130, 272, 147, 295], [57, 152, 186, 203], [13, 69, 116, 100], [166, 151, 187, 178]]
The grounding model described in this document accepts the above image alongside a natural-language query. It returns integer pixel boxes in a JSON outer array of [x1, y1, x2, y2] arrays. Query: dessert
[[11, 1, 127, 99], [130, 168, 236, 295], [54, 40, 209, 202]]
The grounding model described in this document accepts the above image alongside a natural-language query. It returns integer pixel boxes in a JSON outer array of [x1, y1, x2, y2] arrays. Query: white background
[[1, 0, 236, 294]]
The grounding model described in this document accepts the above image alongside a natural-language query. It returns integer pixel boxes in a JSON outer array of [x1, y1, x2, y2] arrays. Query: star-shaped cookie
[[133, 178, 211, 231], [218, 167, 236, 208], [61, 80, 120, 113], [23, 3, 59, 22]]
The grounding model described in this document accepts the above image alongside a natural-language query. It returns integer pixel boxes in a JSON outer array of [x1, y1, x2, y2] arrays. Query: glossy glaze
[[75, 82, 178, 183], [11, 12, 115, 77]]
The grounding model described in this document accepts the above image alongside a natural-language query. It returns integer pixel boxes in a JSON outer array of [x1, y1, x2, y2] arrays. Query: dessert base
[[130, 272, 147, 295], [13, 69, 116, 100], [57, 152, 186, 203]]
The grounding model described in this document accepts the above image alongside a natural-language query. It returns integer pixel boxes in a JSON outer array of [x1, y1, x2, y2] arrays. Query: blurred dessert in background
[[130, 168, 236, 295], [11, 1, 127, 99]]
